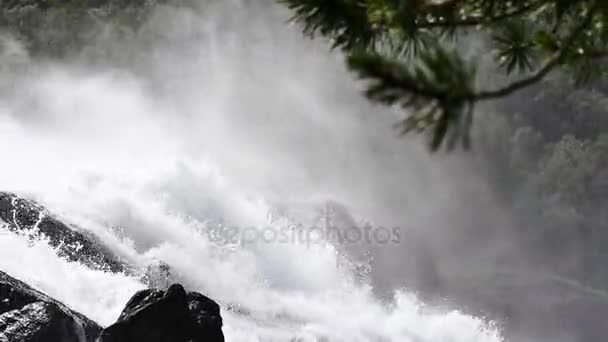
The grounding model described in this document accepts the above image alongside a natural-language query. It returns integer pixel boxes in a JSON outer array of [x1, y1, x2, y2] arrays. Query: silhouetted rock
[[0, 270, 101, 342], [0, 192, 125, 273], [96, 284, 224, 342]]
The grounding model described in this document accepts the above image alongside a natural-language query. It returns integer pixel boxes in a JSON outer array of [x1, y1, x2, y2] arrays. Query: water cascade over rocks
[[0, 191, 501, 341], [0, 1, 505, 340], [0, 270, 101, 342]]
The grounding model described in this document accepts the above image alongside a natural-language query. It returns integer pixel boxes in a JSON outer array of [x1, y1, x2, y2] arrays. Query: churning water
[[0, 1, 503, 340]]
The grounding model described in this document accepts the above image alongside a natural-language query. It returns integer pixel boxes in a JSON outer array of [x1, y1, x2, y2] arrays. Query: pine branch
[[347, 47, 477, 150], [417, 3, 538, 29], [474, 2, 599, 101], [281, 0, 606, 150], [279, 0, 375, 49]]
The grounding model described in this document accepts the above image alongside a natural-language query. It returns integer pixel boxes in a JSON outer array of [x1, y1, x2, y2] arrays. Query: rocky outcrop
[[0, 269, 225, 342], [0, 192, 125, 273], [0, 270, 101, 342], [96, 284, 224, 342]]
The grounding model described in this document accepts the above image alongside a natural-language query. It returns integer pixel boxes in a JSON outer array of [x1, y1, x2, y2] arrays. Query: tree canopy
[[280, 0, 608, 150]]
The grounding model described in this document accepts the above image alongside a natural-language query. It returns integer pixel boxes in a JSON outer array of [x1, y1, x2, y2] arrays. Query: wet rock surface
[[96, 284, 224, 342], [0, 192, 125, 273], [0, 270, 101, 342]]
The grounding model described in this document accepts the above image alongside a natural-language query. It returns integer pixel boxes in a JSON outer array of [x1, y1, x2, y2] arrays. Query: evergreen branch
[[279, 0, 375, 49], [417, 3, 537, 29], [347, 47, 477, 150], [474, 2, 598, 101], [346, 52, 446, 102], [281, 0, 606, 150]]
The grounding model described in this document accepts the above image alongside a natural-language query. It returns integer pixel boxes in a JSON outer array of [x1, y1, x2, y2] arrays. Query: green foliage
[[493, 20, 535, 74], [281, 0, 608, 150], [541, 135, 595, 203], [470, 83, 608, 287], [348, 46, 476, 149], [279, 0, 375, 49], [540, 133, 608, 206]]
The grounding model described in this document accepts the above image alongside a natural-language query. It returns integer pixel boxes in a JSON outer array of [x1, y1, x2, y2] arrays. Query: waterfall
[[0, 1, 503, 340]]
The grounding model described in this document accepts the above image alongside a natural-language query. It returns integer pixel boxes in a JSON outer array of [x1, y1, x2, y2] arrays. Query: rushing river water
[[0, 1, 503, 340]]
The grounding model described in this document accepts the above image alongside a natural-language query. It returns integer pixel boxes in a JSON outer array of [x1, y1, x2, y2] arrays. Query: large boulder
[[96, 284, 224, 342], [0, 270, 101, 342], [0, 192, 125, 273]]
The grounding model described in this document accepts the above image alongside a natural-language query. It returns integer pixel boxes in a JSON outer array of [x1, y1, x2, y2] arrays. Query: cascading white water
[[0, 0, 504, 340]]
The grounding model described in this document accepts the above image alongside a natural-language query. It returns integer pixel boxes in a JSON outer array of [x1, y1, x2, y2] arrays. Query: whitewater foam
[[0, 1, 504, 340], [0, 164, 503, 341]]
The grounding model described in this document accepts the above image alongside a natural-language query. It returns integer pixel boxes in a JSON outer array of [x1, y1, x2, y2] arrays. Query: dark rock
[[0, 192, 125, 273], [0, 270, 101, 342], [96, 284, 224, 342]]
